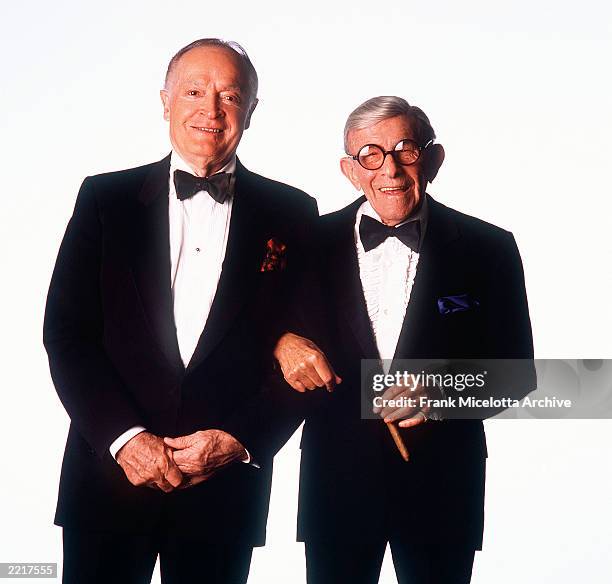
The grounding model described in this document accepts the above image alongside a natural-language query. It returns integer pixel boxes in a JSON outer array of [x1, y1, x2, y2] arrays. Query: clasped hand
[[116, 430, 246, 492]]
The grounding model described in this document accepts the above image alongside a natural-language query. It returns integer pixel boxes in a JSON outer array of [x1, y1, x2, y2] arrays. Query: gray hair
[[164, 38, 258, 102], [343, 96, 436, 153]]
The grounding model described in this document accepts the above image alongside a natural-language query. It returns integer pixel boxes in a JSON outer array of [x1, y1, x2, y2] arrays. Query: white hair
[[165, 38, 258, 102], [343, 96, 436, 153]]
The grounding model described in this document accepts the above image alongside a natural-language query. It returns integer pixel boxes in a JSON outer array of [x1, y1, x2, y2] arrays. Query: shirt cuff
[[109, 426, 147, 460], [241, 448, 260, 468]]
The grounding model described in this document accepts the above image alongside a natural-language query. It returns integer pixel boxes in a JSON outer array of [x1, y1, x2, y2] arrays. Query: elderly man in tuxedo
[[272, 96, 535, 584], [43, 38, 317, 584]]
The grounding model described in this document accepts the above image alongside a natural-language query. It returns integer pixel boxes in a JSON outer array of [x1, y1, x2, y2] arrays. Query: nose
[[200, 91, 222, 119], [380, 151, 402, 178]]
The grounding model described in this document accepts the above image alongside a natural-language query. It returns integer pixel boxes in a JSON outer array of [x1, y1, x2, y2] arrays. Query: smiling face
[[340, 115, 444, 226], [160, 45, 257, 176]]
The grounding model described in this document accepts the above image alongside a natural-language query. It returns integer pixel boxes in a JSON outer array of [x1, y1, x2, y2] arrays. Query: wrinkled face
[[160, 46, 257, 176], [341, 115, 441, 226]]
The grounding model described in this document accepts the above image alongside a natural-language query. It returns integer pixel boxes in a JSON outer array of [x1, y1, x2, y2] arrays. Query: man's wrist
[[110, 426, 147, 460], [425, 385, 447, 421], [239, 446, 260, 468]]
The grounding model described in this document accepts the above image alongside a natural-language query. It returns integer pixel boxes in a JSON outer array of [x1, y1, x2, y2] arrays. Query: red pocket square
[[260, 237, 287, 272]]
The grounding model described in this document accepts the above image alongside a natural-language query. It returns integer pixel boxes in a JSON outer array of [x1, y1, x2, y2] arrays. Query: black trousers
[[62, 528, 253, 584], [305, 539, 475, 584]]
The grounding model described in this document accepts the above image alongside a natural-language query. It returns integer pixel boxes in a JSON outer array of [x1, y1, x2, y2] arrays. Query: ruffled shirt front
[[354, 198, 428, 366]]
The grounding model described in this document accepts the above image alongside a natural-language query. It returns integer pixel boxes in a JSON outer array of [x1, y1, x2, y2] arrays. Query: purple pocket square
[[437, 294, 480, 315]]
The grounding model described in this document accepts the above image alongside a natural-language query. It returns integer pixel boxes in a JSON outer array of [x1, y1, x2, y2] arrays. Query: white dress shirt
[[355, 198, 427, 367], [169, 153, 235, 367], [109, 151, 236, 459]]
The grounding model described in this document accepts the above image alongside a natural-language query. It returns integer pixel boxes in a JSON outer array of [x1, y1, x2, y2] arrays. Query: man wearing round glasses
[[340, 111, 441, 229], [272, 96, 534, 583]]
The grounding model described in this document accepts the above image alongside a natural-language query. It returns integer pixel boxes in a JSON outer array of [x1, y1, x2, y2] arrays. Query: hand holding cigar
[[373, 383, 431, 461]]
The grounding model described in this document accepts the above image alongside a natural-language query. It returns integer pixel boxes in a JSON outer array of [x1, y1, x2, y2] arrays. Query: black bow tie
[[173, 169, 232, 204], [359, 214, 421, 252]]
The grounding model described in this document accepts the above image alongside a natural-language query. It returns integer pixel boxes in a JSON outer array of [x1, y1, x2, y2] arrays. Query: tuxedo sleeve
[[220, 214, 332, 463], [478, 230, 536, 408], [436, 231, 536, 420], [484, 231, 534, 360], [221, 372, 324, 465], [256, 195, 320, 356], [43, 178, 145, 458]]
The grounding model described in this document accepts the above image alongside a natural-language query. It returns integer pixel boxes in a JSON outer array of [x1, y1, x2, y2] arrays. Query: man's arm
[[164, 346, 329, 473], [218, 239, 338, 462], [168, 197, 334, 470], [482, 231, 534, 360], [43, 177, 146, 457], [268, 207, 342, 394], [44, 178, 184, 489], [273, 333, 341, 392], [217, 371, 325, 464], [377, 230, 536, 428], [213, 200, 334, 464], [109, 426, 147, 459]]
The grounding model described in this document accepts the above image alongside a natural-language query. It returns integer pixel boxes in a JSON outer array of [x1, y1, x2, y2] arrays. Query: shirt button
[[195, 248, 201, 253]]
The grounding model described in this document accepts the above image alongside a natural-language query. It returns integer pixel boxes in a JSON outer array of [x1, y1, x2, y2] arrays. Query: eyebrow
[[219, 85, 244, 93], [183, 79, 244, 92]]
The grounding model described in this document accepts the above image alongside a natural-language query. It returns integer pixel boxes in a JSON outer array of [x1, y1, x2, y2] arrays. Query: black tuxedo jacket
[[289, 195, 535, 549], [43, 155, 317, 545]]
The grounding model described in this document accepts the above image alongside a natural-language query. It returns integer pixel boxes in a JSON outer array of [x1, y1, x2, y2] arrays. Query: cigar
[[386, 421, 410, 462]]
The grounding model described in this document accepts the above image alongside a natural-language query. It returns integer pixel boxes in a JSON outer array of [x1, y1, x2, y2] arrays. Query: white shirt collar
[[170, 150, 237, 177], [359, 196, 428, 226], [355, 195, 429, 252]]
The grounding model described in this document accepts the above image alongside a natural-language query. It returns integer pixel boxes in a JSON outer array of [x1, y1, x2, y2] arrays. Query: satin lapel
[[329, 199, 380, 360], [185, 165, 264, 374], [131, 154, 184, 374], [391, 195, 461, 363]]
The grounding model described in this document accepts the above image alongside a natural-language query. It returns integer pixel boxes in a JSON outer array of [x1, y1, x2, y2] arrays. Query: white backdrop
[[1, 1, 611, 582]]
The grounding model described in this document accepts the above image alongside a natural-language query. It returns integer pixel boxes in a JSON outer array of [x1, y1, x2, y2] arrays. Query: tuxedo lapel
[[185, 162, 266, 374], [391, 195, 461, 362], [130, 155, 184, 374], [328, 198, 380, 360], [128, 157, 267, 377]]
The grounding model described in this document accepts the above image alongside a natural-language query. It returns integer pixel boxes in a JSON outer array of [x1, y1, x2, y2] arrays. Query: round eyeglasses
[[349, 138, 433, 170]]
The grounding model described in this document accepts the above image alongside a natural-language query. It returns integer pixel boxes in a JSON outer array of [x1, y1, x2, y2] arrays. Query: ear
[[423, 143, 445, 183], [244, 98, 259, 130], [340, 157, 361, 191], [160, 89, 170, 122]]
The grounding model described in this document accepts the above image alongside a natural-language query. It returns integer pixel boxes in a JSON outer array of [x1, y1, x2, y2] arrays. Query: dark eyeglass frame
[[349, 138, 434, 170]]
